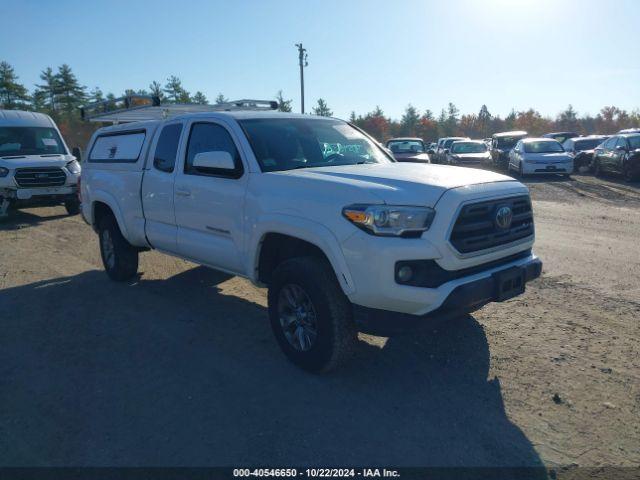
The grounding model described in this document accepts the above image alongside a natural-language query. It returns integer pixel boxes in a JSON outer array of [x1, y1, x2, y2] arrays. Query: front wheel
[[623, 163, 638, 182], [98, 215, 139, 281], [64, 198, 81, 215], [268, 256, 357, 373], [593, 159, 602, 177]]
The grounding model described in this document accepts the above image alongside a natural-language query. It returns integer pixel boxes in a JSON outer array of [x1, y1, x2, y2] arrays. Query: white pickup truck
[[80, 97, 541, 372], [0, 109, 81, 218]]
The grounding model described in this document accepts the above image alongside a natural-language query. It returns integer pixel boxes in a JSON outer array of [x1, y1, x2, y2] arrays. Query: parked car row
[[384, 128, 640, 182], [592, 133, 640, 181]]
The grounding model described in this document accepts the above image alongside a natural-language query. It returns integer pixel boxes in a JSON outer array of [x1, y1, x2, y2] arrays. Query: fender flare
[[90, 189, 129, 240], [247, 214, 356, 295]]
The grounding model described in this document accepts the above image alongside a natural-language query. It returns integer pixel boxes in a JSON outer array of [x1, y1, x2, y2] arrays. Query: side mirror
[[72, 146, 82, 162], [427, 149, 435, 154], [444, 149, 450, 154], [193, 151, 235, 170], [615, 145, 627, 152]]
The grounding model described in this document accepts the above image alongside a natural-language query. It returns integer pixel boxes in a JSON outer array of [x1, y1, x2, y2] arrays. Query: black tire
[[518, 162, 525, 178], [64, 198, 81, 215], [98, 215, 139, 281], [268, 256, 357, 373], [622, 163, 637, 182], [593, 158, 602, 177], [0, 197, 12, 222]]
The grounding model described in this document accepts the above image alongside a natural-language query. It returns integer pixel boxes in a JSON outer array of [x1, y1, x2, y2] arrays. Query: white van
[[0, 109, 81, 219]]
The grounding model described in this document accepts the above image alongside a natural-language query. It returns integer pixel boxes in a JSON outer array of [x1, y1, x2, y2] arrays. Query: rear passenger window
[[185, 122, 243, 178], [89, 131, 146, 163], [153, 123, 183, 173]]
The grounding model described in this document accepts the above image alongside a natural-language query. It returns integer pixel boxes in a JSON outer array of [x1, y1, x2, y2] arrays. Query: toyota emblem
[[495, 205, 513, 230]]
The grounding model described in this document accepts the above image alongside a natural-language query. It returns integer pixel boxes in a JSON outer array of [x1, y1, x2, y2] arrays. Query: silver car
[[508, 138, 573, 177]]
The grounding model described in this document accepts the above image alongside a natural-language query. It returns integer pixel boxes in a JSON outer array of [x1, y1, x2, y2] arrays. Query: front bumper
[[1, 185, 78, 206], [353, 256, 542, 336], [523, 161, 573, 175]]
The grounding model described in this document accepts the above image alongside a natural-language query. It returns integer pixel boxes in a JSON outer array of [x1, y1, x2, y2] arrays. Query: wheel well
[[257, 233, 330, 285], [92, 201, 114, 228]]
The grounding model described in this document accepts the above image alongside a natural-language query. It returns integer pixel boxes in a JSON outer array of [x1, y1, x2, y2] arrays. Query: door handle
[[175, 188, 191, 197]]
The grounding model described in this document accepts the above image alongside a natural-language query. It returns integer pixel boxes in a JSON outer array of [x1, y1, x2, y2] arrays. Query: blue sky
[[1, 0, 639, 120]]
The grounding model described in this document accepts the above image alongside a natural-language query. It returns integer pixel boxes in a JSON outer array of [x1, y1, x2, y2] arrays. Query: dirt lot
[[0, 173, 638, 469]]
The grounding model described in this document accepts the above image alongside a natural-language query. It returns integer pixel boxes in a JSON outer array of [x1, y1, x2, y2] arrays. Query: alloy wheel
[[277, 283, 318, 352]]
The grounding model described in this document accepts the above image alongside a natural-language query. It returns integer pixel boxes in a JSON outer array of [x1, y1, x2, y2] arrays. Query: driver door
[[173, 120, 247, 274]]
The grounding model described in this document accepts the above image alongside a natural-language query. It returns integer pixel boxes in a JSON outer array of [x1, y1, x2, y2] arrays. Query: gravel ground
[[0, 173, 638, 470]]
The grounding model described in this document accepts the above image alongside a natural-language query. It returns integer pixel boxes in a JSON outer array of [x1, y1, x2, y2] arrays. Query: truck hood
[[276, 162, 514, 206], [0, 154, 73, 169]]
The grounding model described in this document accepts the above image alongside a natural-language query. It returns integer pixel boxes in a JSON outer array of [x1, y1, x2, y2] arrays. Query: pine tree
[[35, 67, 59, 113], [163, 76, 188, 103], [149, 81, 164, 102], [445, 102, 459, 134], [349, 111, 357, 123], [400, 104, 420, 136], [478, 104, 492, 137], [105, 93, 117, 111], [312, 98, 333, 117], [0, 61, 30, 109], [422, 109, 435, 121], [275, 90, 292, 112], [558, 104, 579, 131], [88, 87, 104, 103], [55, 64, 86, 116], [215, 93, 228, 105], [192, 91, 208, 104]]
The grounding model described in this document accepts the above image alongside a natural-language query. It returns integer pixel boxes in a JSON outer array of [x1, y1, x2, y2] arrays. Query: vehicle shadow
[[0, 266, 546, 475], [0, 207, 70, 231], [581, 172, 640, 190]]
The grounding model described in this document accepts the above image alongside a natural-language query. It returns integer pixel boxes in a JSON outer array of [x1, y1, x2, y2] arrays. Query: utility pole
[[295, 43, 308, 114]]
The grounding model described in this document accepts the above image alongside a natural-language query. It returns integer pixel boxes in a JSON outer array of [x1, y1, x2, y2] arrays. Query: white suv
[[0, 109, 81, 218], [80, 98, 541, 372]]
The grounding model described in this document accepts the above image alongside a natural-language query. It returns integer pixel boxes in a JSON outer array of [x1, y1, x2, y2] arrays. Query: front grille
[[450, 195, 534, 254], [14, 167, 66, 188]]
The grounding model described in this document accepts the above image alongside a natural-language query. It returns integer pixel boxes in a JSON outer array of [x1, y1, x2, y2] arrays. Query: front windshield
[[0, 127, 66, 156], [239, 118, 392, 172], [524, 141, 564, 153], [574, 139, 605, 151], [496, 136, 524, 149], [387, 140, 424, 153], [628, 136, 640, 150], [451, 142, 487, 154]]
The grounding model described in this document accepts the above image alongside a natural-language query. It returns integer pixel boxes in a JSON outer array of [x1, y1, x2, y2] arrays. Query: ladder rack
[[80, 95, 279, 123]]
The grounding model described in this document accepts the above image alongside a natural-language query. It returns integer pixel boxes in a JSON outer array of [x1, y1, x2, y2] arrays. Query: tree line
[[349, 102, 640, 144], [1, 60, 638, 148]]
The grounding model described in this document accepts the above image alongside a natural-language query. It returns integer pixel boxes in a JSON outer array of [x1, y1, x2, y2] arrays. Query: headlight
[[66, 160, 81, 174], [0, 167, 8, 177], [342, 204, 435, 237]]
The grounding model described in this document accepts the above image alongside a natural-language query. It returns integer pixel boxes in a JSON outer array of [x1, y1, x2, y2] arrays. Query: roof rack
[[80, 94, 279, 123]]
